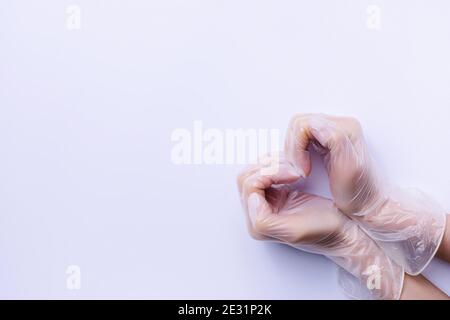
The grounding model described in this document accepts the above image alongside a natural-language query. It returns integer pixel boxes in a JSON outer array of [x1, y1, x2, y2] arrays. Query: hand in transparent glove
[[285, 113, 446, 274], [237, 155, 404, 299]]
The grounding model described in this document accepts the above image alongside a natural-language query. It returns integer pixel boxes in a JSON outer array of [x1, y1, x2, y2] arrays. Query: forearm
[[436, 214, 450, 262], [400, 274, 449, 300]]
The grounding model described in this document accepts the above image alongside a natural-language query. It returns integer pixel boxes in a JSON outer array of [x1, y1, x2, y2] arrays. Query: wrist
[[327, 220, 404, 300], [352, 188, 447, 275]]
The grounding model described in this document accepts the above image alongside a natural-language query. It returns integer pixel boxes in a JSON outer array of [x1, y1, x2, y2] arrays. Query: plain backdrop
[[0, 1, 449, 299]]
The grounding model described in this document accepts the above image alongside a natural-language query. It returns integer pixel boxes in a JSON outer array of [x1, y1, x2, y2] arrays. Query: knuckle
[[237, 165, 258, 189], [253, 218, 268, 234], [289, 113, 308, 129], [236, 170, 246, 187], [345, 117, 363, 134], [248, 228, 265, 241], [242, 175, 253, 192], [330, 130, 346, 144]]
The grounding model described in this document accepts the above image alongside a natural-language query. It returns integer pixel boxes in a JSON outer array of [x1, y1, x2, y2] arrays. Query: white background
[[0, 1, 449, 299]]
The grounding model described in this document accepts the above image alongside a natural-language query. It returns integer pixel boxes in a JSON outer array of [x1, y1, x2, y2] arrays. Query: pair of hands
[[237, 113, 446, 299], [237, 114, 374, 249]]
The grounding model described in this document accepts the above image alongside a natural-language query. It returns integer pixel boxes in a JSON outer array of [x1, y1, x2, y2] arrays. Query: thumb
[[242, 160, 301, 203]]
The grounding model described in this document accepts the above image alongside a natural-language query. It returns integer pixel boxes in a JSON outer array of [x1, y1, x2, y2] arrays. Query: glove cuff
[[353, 187, 447, 275], [324, 220, 404, 300]]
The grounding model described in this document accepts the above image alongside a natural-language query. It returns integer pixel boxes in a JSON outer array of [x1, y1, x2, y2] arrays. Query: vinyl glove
[[237, 155, 404, 299], [285, 113, 446, 275]]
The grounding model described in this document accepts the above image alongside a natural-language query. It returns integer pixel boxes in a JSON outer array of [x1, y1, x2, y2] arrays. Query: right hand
[[284, 113, 381, 215]]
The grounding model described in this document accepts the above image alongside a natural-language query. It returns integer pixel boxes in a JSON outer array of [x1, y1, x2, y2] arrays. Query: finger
[[241, 161, 301, 204], [241, 158, 301, 240], [236, 163, 261, 194], [236, 152, 287, 194], [245, 192, 274, 241], [285, 114, 313, 176], [285, 114, 361, 173], [308, 115, 352, 151], [327, 115, 364, 143]]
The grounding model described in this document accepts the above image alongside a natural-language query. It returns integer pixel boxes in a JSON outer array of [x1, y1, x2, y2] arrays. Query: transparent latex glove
[[284, 113, 446, 274], [237, 155, 404, 300]]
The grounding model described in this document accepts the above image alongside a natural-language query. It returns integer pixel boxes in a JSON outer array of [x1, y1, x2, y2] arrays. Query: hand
[[237, 155, 346, 248], [284, 113, 379, 214], [236, 154, 404, 299], [284, 113, 446, 275]]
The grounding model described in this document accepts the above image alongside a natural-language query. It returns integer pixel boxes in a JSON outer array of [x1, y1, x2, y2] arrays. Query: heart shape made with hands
[[238, 153, 348, 248]]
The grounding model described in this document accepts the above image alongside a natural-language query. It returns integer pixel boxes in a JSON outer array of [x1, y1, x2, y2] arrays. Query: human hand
[[284, 113, 446, 274], [237, 154, 404, 299]]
